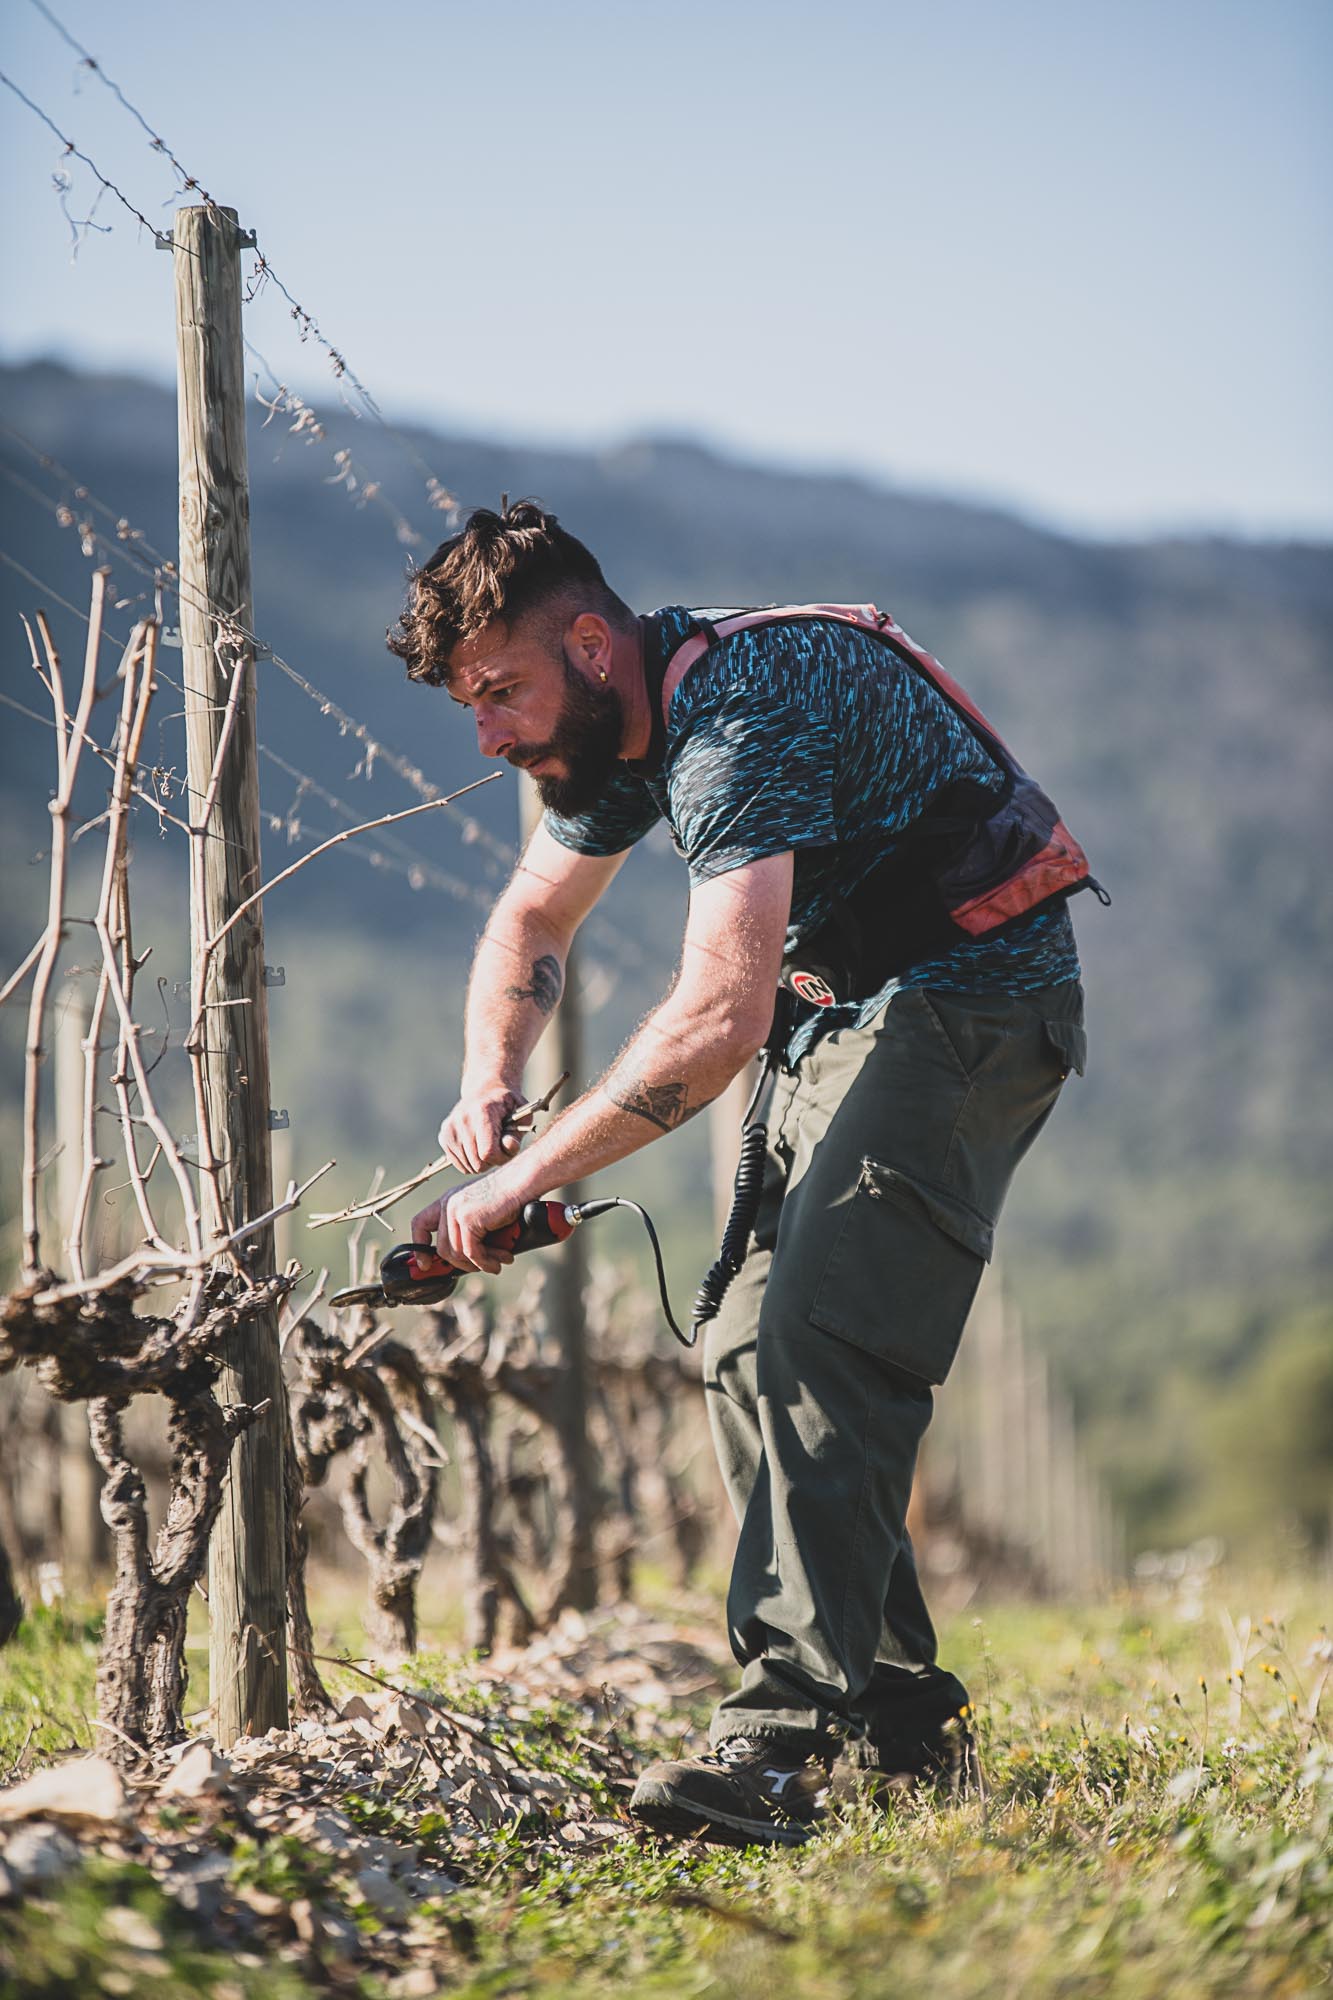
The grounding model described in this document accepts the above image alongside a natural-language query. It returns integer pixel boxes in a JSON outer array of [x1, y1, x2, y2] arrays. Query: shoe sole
[[630, 1785, 814, 1848]]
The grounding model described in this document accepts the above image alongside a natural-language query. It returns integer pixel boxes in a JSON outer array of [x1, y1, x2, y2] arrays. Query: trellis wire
[[18, 5, 458, 520], [2, 434, 646, 971], [0, 546, 489, 911]]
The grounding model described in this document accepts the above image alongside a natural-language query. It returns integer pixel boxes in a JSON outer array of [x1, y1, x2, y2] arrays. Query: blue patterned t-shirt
[[545, 607, 1080, 1059]]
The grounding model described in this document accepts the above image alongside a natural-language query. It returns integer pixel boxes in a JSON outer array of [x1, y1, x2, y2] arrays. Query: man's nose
[[475, 711, 515, 760]]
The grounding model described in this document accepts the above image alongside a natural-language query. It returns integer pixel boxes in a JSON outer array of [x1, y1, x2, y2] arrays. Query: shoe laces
[[715, 1737, 761, 1766], [714, 1736, 811, 1772]]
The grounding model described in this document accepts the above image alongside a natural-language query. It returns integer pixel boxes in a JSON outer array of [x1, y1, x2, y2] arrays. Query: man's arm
[[440, 823, 629, 1171], [418, 851, 793, 1271]]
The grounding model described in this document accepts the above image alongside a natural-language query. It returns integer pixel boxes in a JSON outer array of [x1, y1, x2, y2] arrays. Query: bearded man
[[387, 501, 1095, 1845]]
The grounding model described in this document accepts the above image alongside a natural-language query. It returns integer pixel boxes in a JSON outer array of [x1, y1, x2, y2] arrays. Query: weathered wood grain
[[175, 203, 288, 1743]]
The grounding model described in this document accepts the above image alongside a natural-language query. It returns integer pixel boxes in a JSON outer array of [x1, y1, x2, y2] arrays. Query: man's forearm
[[461, 898, 571, 1092], [485, 990, 764, 1201], [428, 850, 790, 1269]]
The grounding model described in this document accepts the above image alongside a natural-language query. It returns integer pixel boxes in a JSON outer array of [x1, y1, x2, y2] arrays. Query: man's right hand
[[438, 1084, 526, 1174]]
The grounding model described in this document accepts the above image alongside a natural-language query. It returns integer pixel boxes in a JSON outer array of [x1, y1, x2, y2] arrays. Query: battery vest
[[660, 602, 1104, 1007]]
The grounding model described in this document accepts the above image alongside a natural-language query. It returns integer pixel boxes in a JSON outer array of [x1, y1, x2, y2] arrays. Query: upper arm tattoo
[[504, 953, 563, 1016], [604, 1061, 708, 1133]]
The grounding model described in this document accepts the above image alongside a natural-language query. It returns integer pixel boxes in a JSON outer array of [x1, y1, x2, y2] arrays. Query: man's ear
[[567, 612, 613, 676]]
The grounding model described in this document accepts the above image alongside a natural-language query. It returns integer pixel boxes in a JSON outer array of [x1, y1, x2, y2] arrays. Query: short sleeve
[[542, 769, 663, 857], [667, 694, 837, 886]]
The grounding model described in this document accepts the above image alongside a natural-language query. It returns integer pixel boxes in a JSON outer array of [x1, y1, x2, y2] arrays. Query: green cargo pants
[[705, 982, 1086, 1751]]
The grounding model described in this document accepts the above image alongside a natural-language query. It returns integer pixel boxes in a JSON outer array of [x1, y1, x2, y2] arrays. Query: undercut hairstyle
[[386, 500, 634, 687]]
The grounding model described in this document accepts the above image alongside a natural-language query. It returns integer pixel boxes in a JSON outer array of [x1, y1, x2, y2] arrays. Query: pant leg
[[878, 1529, 938, 1670], [703, 1064, 799, 1531], [708, 984, 1080, 1750]]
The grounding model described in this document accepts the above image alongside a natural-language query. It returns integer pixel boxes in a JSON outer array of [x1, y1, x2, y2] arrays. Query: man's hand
[[437, 1084, 525, 1173], [445, 835, 627, 1173], [422, 855, 792, 1263], [411, 1172, 528, 1276]]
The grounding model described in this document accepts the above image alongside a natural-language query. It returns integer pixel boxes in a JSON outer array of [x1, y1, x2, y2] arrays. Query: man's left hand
[[411, 1172, 530, 1276]]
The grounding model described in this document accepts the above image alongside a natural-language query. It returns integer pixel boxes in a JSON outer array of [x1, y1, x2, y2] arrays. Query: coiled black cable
[[578, 1000, 792, 1348], [689, 1114, 770, 1339]]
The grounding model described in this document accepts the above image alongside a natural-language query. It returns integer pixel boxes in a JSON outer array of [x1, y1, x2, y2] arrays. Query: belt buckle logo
[[790, 969, 837, 1007]]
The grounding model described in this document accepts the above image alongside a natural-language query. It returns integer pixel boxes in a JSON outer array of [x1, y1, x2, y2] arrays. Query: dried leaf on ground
[[0, 1754, 128, 1827]]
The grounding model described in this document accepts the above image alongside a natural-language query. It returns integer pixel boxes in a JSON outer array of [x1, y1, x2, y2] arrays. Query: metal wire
[[21, 2, 457, 516], [0, 546, 480, 896], [1, 430, 476, 816], [0, 68, 177, 249], [0, 540, 639, 1018], [2, 430, 644, 971], [245, 340, 430, 552]]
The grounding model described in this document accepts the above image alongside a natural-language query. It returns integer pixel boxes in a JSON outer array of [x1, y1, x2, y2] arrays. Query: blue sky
[[2, 0, 1330, 539]]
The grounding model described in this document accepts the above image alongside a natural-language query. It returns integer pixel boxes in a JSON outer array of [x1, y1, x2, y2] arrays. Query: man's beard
[[512, 649, 626, 816]]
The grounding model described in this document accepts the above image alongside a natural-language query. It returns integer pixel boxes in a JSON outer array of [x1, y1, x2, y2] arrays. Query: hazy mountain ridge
[[2, 358, 1330, 1549]]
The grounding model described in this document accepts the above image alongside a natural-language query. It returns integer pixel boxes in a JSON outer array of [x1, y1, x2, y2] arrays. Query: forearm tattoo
[[605, 1062, 706, 1133], [504, 953, 563, 1017]]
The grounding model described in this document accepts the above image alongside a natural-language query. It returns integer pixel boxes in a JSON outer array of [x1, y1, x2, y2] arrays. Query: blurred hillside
[[2, 358, 1330, 1557]]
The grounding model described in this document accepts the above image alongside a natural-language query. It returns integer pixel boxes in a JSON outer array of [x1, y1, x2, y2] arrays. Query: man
[[388, 501, 1093, 1847]]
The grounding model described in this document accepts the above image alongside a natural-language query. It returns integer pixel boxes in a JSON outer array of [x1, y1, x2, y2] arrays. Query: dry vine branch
[[0, 573, 423, 1758], [77, 620, 165, 1273], [85, 619, 207, 1304], [283, 1398, 334, 1718], [419, 1293, 538, 1652], [0, 937, 45, 1010], [21, 573, 111, 1277], [0, 1268, 294, 1757], [308, 1073, 569, 1231], [287, 1311, 443, 1662], [309, 1153, 453, 1235], [283, 1254, 714, 1664], [28, 1163, 337, 1309], [203, 775, 501, 963], [182, 774, 501, 1122]]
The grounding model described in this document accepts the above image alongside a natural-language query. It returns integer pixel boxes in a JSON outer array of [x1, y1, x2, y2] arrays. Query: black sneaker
[[843, 1671, 978, 1799], [843, 1714, 979, 1801], [630, 1736, 832, 1846]]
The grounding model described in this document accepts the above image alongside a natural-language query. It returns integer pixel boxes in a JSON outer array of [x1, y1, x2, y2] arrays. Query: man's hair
[[386, 500, 632, 686]]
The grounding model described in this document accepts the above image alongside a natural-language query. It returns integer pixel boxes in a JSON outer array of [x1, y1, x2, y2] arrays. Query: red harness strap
[[659, 602, 1095, 970]]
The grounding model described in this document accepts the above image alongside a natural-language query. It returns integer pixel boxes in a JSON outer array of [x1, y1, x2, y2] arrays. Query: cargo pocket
[[809, 1160, 992, 1385]]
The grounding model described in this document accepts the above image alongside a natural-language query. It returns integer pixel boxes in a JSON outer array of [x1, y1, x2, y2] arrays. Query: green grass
[[0, 1601, 101, 1771], [2, 1583, 1329, 1998], [0, 1858, 315, 2000]]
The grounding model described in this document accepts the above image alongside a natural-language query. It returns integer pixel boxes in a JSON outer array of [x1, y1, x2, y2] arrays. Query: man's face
[[447, 613, 625, 815]]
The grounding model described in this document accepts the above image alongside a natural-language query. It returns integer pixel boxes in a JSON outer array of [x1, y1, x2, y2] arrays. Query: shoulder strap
[[659, 604, 879, 722], [658, 601, 1003, 749]]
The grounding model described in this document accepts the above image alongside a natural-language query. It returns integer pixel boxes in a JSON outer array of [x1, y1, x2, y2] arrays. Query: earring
[[598, 669, 609, 683]]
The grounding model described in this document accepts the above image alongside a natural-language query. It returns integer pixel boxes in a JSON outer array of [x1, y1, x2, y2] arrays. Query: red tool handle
[[479, 1199, 577, 1259], [382, 1201, 575, 1304]]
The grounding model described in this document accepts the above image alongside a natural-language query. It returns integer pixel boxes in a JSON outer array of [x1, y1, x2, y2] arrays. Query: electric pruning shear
[[328, 1078, 690, 1344]]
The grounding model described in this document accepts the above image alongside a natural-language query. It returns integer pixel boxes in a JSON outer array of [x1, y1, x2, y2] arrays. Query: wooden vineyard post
[[518, 776, 597, 1609], [174, 203, 288, 1741]]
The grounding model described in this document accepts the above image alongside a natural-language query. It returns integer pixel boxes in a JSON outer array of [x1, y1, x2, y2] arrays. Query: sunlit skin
[[413, 603, 793, 1276], [446, 609, 654, 778]]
